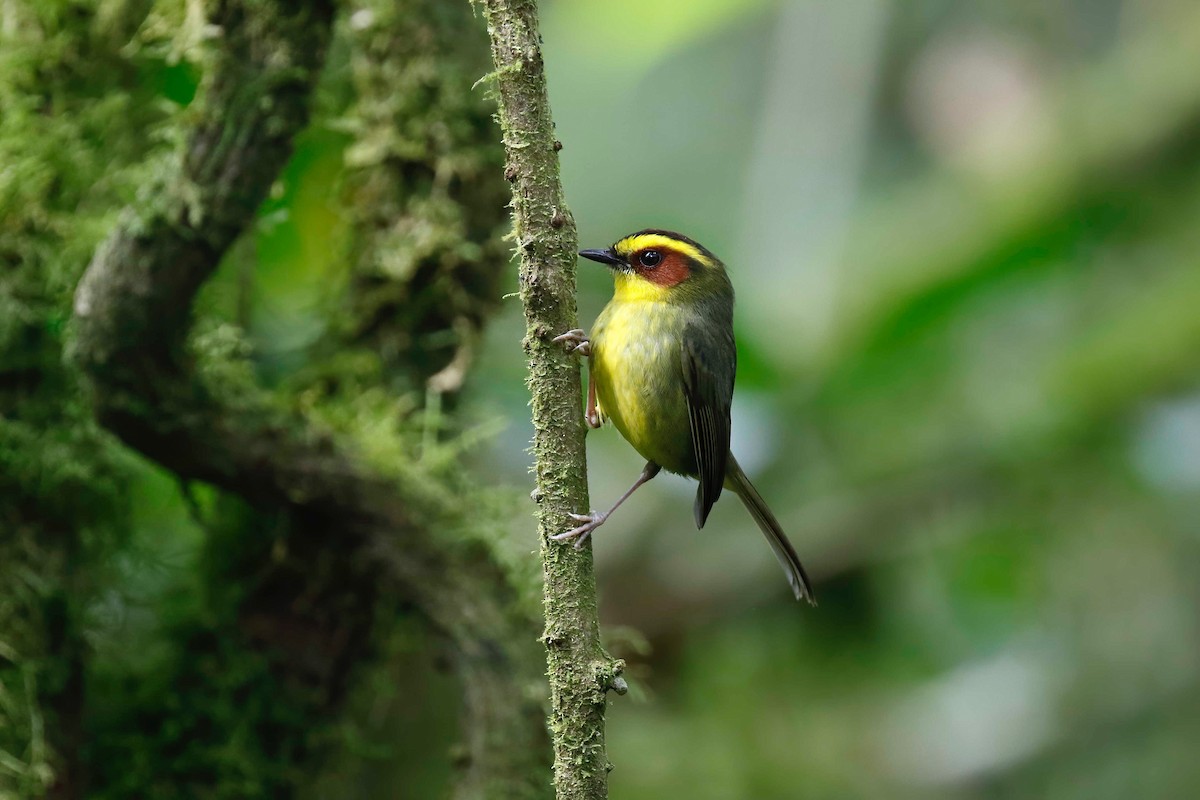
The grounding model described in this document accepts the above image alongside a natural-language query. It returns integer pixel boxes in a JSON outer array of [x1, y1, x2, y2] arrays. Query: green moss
[[2, 2, 547, 796], [0, 2, 174, 790], [83, 499, 331, 799], [338, 0, 512, 390], [477, 0, 618, 797]]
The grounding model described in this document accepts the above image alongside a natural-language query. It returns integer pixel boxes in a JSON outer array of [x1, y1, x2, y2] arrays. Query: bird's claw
[[552, 329, 591, 356], [552, 328, 584, 343], [551, 510, 609, 549]]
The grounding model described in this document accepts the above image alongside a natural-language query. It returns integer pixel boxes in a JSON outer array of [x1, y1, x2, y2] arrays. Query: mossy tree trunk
[[477, 2, 625, 798], [3, 0, 551, 797]]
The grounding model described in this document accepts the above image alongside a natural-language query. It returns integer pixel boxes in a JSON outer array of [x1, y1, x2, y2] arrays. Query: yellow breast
[[589, 294, 693, 473]]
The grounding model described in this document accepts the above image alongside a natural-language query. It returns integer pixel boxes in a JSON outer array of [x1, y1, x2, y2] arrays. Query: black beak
[[578, 248, 624, 268]]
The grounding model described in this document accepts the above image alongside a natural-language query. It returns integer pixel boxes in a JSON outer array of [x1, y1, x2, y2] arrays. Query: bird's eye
[[639, 250, 662, 268]]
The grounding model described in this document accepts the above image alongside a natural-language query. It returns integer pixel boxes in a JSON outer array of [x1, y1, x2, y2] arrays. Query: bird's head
[[579, 229, 731, 304]]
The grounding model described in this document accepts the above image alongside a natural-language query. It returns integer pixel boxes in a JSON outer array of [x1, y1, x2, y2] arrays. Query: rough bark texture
[[477, 2, 624, 798], [69, 1, 549, 797]]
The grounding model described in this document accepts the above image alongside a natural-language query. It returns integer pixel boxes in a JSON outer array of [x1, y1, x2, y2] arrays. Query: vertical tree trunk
[[477, 2, 624, 798]]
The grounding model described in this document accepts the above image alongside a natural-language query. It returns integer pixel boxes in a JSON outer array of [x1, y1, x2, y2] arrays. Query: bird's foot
[[550, 510, 608, 549], [552, 328, 591, 357]]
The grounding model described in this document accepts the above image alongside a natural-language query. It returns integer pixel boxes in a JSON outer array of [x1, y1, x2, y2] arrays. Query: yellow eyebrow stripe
[[613, 234, 714, 268]]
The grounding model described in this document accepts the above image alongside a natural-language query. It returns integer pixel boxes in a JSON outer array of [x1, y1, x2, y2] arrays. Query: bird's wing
[[681, 321, 735, 528]]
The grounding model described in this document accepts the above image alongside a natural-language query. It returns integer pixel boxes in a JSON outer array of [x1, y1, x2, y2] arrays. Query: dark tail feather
[[727, 457, 816, 605]]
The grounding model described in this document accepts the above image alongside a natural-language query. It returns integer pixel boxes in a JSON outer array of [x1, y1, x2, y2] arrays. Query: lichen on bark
[[476, 1, 624, 798]]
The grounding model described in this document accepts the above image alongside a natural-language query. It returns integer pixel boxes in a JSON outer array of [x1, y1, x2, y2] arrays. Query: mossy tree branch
[[477, 1, 623, 798], [70, 1, 548, 796]]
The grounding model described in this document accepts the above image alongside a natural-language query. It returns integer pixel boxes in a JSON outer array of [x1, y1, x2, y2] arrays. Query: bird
[[551, 229, 816, 604]]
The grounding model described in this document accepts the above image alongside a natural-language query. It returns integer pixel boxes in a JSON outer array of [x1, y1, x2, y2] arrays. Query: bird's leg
[[552, 462, 661, 549], [585, 372, 601, 429], [552, 328, 591, 357], [554, 328, 601, 428]]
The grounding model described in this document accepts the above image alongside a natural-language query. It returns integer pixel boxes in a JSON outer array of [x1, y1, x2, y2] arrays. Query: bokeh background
[[493, 1, 1200, 796], [5, 0, 1200, 797]]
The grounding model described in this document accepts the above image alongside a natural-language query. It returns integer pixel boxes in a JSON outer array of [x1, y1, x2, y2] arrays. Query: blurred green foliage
[[475, 1, 1200, 798], [4, 0, 1200, 798]]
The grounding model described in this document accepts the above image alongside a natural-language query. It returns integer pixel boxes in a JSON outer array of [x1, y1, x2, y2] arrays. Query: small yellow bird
[[552, 229, 815, 604]]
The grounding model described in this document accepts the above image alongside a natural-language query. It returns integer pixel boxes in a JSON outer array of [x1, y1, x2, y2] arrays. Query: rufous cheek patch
[[638, 250, 690, 287]]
